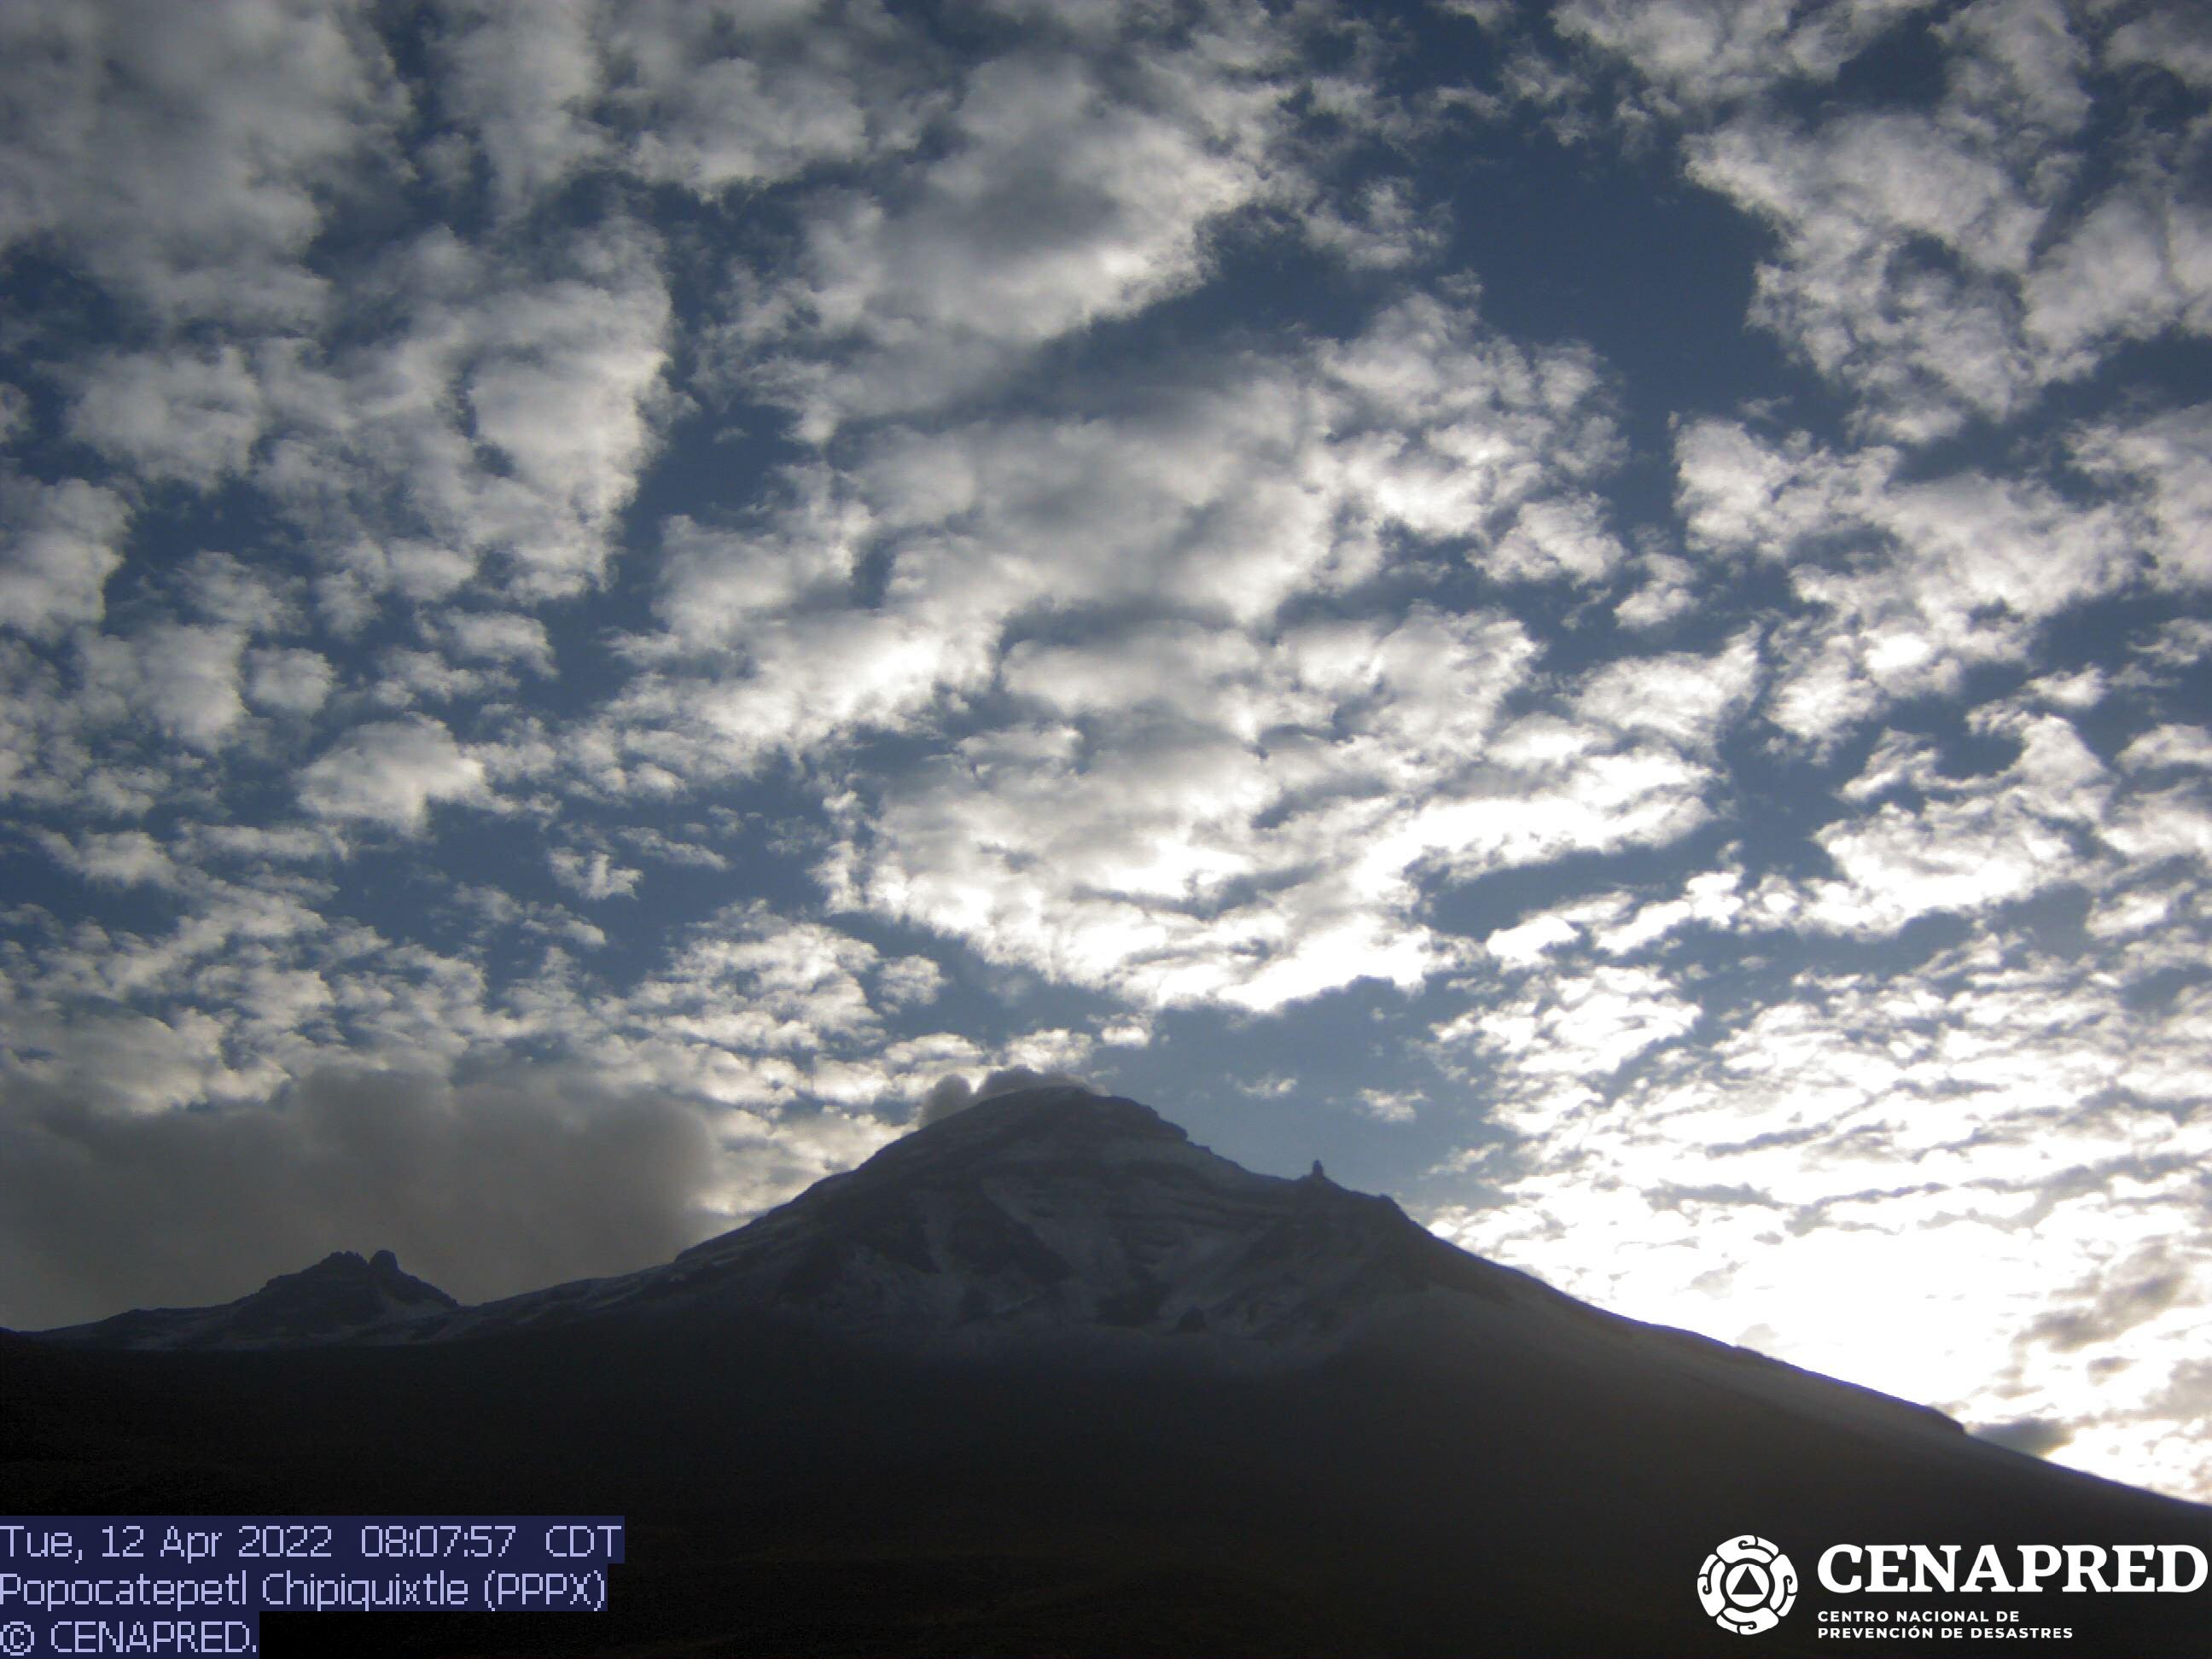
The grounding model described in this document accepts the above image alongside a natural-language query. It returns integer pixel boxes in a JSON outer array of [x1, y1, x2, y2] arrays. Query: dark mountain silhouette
[[9, 1086, 2208, 1656]]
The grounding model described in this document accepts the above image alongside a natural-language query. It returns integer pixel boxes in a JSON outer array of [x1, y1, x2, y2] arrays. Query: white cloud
[[1570, 0, 2212, 441], [181, 551, 302, 635], [434, 0, 606, 213], [445, 613, 556, 676], [602, 293, 1622, 784], [733, 16, 1304, 436], [1359, 1086, 1421, 1123], [1676, 421, 2137, 745], [32, 829, 182, 889], [2105, 7, 2212, 93], [1480, 868, 1745, 967], [2024, 190, 2212, 374], [0, 476, 129, 640], [2119, 725, 2212, 774], [1300, 176, 1445, 271], [1556, 0, 1936, 110], [610, 0, 920, 195], [1573, 632, 1760, 749], [1685, 108, 2048, 439], [68, 346, 265, 486], [245, 647, 335, 715], [274, 224, 672, 604], [1439, 961, 1702, 1082], [297, 718, 494, 833], [1486, 907, 1604, 966], [1488, 494, 1627, 584], [2075, 406, 2212, 591], [1612, 550, 1699, 629], [0, 0, 405, 328], [1775, 711, 2113, 934], [549, 847, 642, 902], [1803, 794, 2081, 934], [817, 600, 1747, 1012], [79, 623, 249, 752]]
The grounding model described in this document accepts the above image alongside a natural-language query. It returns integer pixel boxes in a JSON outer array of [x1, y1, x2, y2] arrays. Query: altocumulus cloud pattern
[[0, 0, 2209, 1503]]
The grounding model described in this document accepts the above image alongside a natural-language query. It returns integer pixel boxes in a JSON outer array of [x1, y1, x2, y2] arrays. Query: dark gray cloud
[[0, 1066, 722, 1330], [1972, 1418, 2075, 1459], [2023, 1258, 2189, 1353]]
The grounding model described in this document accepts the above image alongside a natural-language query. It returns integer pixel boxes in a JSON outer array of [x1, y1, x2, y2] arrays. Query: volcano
[[9, 1085, 2208, 1656]]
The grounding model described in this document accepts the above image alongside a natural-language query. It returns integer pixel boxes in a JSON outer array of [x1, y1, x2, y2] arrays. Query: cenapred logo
[[1699, 1535, 1800, 1635]]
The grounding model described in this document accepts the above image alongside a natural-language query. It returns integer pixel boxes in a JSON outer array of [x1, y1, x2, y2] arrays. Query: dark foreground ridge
[[9, 1086, 2209, 1656]]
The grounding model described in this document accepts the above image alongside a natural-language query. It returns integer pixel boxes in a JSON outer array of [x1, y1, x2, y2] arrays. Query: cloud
[[821, 601, 1735, 1012], [2119, 725, 2212, 774], [591, 291, 1623, 796], [2022, 1247, 2190, 1354], [264, 222, 675, 606], [1675, 421, 2137, 746], [31, 828, 183, 890], [618, 903, 949, 1062], [0, 476, 130, 640], [917, 1072, 975, 1124], [297, 717, 494, 832], [0, 1065, 730, 1329], [1555, 0, 1938, 110], [2023, 190, 2212, 375], [741, 22, 1296, 436], [429, 0, 925, 216], [609, 1, 923, 195], [245, 647, 335, 715], [1358, 1087, 1421, 1124], [1438, 962, 1703, 1087], [917, 1063, 1091, 1125], [1573, 632, 1761, 750], [1684, 107, 2050, 439], [0, 0, 405, 328], [2075, 405, 2212, 591], [1972, 1417, 2074, 1458], [1566, 0, 2212, 441], [80, 623, 250, 751], [67, 346, 265, 486], [2105, 7, 2212, 93], [432, 0, 606, 214], [1489, 494, 1628, 584], [548, 847, 642, 902]]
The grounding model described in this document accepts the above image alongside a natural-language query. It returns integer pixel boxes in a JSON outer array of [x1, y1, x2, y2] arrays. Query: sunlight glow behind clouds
[[0, 0, 2208, 1503]]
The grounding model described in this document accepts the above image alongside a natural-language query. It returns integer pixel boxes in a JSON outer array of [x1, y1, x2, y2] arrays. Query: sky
[[0, 0, 2208, 1502]]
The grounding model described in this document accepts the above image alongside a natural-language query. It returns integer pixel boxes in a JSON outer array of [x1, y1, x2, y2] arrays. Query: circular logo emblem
[[1697, 1535, 1798, 1635]]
